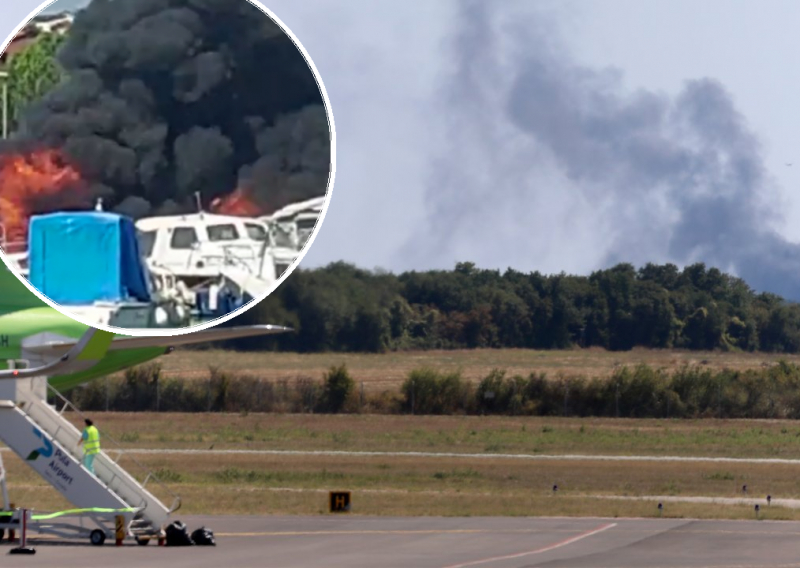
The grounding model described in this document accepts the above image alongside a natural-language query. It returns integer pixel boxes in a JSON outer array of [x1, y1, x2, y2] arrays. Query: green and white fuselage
[[0, 266, 290, 390], [0, 305, 166, 391]]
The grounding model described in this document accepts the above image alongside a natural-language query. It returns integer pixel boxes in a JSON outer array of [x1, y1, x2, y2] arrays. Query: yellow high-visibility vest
[[84, 426, 100, 455]]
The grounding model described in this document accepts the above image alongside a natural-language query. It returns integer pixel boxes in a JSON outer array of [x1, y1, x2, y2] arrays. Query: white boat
[[134, 210, 277, 318]]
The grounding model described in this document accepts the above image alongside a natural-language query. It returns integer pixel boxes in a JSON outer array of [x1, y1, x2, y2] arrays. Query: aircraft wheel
[[90, 529, 106, 546], [136, 537, 150, 546]]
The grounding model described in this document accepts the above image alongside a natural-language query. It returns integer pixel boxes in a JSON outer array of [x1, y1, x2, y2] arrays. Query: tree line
[[224, 260, 800, 354]]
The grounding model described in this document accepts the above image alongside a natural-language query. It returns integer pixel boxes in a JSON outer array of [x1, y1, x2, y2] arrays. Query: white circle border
[[0, 0, 337, 337]]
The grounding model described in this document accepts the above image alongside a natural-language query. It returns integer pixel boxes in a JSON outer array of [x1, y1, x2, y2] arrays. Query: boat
[[0, 192, 323, 328], [134, 210, 277, 319], [260, 196, 325, 276]]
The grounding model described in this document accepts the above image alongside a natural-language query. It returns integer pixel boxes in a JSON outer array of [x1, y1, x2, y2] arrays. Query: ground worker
[[77, 418, 100, 474]]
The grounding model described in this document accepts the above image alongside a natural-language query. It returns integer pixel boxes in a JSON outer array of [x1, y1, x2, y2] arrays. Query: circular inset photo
[[0, 0, 334, 337]]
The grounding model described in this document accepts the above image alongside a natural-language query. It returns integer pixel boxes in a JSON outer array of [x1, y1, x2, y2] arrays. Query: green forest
[[228, 261, 800, 354]]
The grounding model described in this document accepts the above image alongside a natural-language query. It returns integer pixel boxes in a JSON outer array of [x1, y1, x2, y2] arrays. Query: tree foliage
[[7, 32, 66, 128], [224, 261, 800, 354]]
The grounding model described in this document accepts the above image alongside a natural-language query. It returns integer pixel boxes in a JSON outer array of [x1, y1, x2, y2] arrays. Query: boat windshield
[[272, 222, 295, 248], [207, 224, 239, 242], [245, 222, 269, 243], [296, 217, 317, 249]]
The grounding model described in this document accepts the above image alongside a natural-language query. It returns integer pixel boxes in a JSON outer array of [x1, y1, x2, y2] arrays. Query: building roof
[[1, 12, 73, 64]]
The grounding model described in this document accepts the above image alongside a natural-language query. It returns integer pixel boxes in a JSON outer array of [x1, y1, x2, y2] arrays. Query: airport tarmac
[[4, 515, 800, 567]]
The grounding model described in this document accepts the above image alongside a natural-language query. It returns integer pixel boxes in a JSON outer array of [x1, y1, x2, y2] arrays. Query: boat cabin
[[135, 212, 275, 286]]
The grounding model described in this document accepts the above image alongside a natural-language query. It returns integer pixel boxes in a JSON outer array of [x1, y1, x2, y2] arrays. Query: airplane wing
[[0, 327, 114, 379], [22, 325, 293, 356]]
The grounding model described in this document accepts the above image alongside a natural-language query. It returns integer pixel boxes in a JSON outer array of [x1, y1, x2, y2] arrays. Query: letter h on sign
[[329, 491, 351, 513]]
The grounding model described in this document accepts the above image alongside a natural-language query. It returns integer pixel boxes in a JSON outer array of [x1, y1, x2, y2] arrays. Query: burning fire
[[210, 187, 262, 217], [0, 150, 88, 247]]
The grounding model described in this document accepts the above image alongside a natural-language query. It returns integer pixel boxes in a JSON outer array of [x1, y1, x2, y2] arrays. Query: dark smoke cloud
[[9, 0, 331, 217], [406, 0, 800, 300]]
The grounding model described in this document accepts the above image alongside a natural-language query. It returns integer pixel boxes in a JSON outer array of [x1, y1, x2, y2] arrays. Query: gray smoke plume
[[404, 0, 800, 299]]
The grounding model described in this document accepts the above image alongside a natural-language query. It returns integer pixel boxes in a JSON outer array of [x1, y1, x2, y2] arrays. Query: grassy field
[[145, 346, 800, 391], [9, 346, 800, 519], [6, 453, 800, 520], [6, 412, 800, 520], [36, 412, 800, 458]]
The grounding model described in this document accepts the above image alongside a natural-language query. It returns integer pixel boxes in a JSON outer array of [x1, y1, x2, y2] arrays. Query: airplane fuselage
[[0, 306, 165, 391], [0, 263, 290, 392]]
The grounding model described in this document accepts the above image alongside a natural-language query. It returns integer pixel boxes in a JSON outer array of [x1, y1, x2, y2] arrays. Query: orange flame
[[0, 149, 88, 246], [210, 187, 261, 217]]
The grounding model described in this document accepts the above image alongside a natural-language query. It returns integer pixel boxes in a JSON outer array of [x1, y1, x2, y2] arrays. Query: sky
[[7, 0, 800, 297]]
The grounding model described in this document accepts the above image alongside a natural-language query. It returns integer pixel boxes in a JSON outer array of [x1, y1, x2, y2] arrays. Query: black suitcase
[[191, 527, 216, 546], [165, 520, 194, 546]]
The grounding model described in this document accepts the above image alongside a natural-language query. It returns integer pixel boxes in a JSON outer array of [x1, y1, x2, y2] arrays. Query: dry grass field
[[5, 412, 800, 519], [141, 346, 800, 393], [8, 348, 800, 520], [5, 441, 800, 519]]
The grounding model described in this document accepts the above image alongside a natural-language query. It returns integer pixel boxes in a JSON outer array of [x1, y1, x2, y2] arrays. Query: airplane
[[0, 265, 291, 391]]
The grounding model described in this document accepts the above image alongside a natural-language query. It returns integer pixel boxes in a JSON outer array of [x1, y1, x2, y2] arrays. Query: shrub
[[401, 368, 469, 414], [320, 364, 355, 413]]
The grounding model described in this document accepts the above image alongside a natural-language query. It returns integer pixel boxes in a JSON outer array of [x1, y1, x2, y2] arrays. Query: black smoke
[[406, 1, 800, 300], [9, 0, 331, 217]]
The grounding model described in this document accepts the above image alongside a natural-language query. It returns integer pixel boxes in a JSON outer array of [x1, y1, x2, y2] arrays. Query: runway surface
[[4, 515, 800, 567]]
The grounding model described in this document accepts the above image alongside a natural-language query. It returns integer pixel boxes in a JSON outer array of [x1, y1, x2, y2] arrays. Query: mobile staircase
[[0, 346, 181, 545]]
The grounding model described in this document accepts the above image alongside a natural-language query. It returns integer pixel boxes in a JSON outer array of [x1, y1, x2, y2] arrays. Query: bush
[[320, 364, 355, 413], [475, 369, 528, 415], [401, 368, 470, 414], [63, 359, 800, 420]]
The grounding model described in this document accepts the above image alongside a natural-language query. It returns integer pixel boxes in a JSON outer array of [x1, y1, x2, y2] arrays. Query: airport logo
[[26, 427, 54, 461]]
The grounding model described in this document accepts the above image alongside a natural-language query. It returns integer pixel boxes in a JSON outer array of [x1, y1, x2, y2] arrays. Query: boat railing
[[190, 243, 265, 274]]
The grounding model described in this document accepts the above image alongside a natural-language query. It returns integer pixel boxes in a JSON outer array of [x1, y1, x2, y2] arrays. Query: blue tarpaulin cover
[[28, 212, 151, 305]]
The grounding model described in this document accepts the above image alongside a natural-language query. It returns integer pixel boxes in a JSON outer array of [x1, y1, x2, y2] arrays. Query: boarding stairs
[[0, 367, 180, 543]]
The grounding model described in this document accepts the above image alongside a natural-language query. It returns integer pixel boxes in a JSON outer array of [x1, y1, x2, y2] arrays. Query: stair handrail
[[12, 398, 145, 512], [44, 385, 182, 514], [15, 393, 149, 511]]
